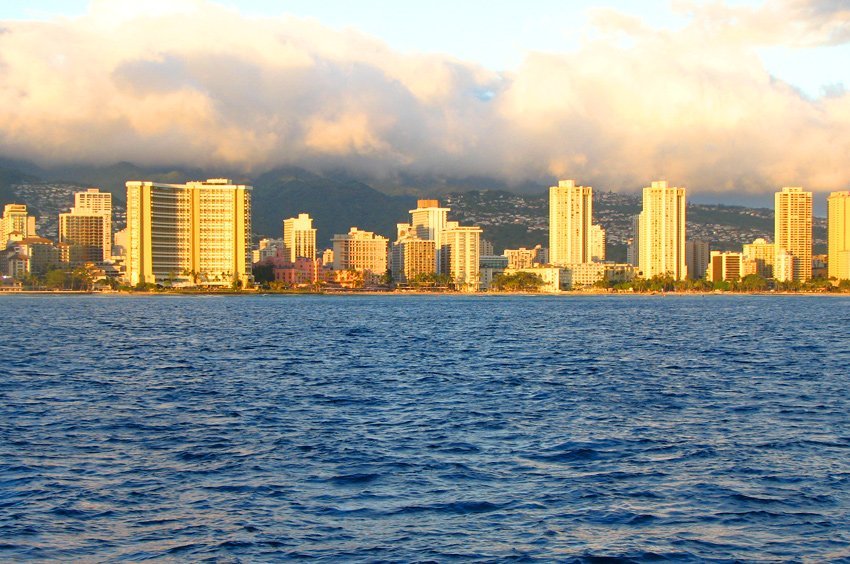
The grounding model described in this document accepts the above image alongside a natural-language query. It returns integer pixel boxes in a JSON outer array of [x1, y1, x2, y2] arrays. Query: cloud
[[0, 0, 849, 194]]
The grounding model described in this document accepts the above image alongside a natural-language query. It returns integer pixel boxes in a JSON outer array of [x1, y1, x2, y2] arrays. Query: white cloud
[[0, 0, 849, 194]]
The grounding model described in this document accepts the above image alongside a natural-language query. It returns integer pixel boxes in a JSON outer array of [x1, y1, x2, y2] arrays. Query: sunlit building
[[332, 227, 388, 275], [828, 191, 850, 281], [549, 180, 592, 266], [589, 224, 606, 262], [410, 199, 450, 274], [59, 211, 107, 264], [742, 238, 775, 279], [1, 204, 36, 246], [443, 222, 482, 292], [125, 179, 252, 287], [504, 245, 545, 269], [282, 213, 316, 262], [707, 251, 743, 282], [638, 180, 687, 280], [775, 187, 812, 281]]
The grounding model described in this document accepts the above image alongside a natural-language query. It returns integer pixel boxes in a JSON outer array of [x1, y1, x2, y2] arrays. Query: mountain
[[0, 166, 40, 206], [252, 168, 417, 245]]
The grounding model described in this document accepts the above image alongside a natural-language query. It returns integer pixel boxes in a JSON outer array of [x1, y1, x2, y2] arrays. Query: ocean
[[1, 294, 849, 561]]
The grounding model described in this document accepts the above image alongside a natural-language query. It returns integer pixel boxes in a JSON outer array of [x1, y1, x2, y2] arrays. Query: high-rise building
[[443, 222, 482, 291], [70, 188, 113, 259], [742, 238, 775, 279], [626, 215, 640, 266], [707, 251, 743, 282], [59, 211, 107, 263], [638, 180, 687, 280], [1, 204, 36, 246], [828, 191, 850, 281], [589, 224, 606, 262], [549, 180, 592, 265], [775, 187, 812, 282], [391, 238, 436, 284], [774, 248, 796, 282], [126, 179, 252, 287], [282, 213, 316, 262], [685, 240, 710, 280], [332, 227, 388, 275], [410, 199, 450, 273]]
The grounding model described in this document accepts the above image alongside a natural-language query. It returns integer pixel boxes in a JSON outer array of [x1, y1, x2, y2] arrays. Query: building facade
[[638, 180, 687, 280], [685, 240, 710, 280], [828, 191, 850, 281], [409, 199, 450, 274], [775, 187, 812, 282], [707, 251, 743, 282], [549, 180, 592, 266], [126, 179, 252, 287], [742, 238, 775, 279]]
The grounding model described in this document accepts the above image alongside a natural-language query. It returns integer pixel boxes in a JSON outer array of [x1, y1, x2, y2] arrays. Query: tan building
[[549, 180, 592, 266], [1, 204, 36, 246], [332, 227, 388, 275], [504, 245, 545, 269], [126, 179, 252, 287], [589, 224, 606, 262], [707, 251, 743, 282], [282, 213, 316, 262], [443, 222, 482, 292], [774, 248, 796, 282], [828, 191, 850, 281], [504, 267, 565, 293], [59, 210, 108, 264], [73, 188, 112, 257], [391, 237, 436, 284], [742, 238, 775, 279], [686, 240, 710, 280], [775, 187, 812, 281], [638, 180, 687, 280], [561, 262, 638, 289]]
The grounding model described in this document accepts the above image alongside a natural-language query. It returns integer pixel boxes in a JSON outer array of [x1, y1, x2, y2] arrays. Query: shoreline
[[2, 289, 847, 297]]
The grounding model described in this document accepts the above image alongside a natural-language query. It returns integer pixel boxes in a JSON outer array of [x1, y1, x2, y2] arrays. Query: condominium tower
[[282, 213, 317, 262], [126, 179, 252, 286], [443, 222, 482, 292], [59, 188, 113, 263], [638, 180, 687, 280], [774, 187, 812, 282], [828, 191, 850, 280], [549, 180, 592, 265]]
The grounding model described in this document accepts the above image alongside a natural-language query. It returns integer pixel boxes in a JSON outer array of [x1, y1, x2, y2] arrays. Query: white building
[[282, 213, 317, 262], [443, 222, 482, 292], [638, 180, 687, 280], [549, 180, 592, 266]]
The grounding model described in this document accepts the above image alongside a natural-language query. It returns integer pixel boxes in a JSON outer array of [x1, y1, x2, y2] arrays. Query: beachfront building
[[638, 180, 687, 280], [443, 222, 482, 292], [282, 213, 316, 262], [707, 251, 743, 283], [828, 191, 850, 281], [409, 199, 450, 274], [549, 180, 592, 266], [332, 227, 388, 278], [775, 187, 812, 282], [125, 179, 252, 287], [59, 210, 107, 264], [504, 245, 545, 270]]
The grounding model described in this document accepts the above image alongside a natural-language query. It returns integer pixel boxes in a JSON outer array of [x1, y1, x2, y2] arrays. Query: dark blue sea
[[1, 294, 849, 561]]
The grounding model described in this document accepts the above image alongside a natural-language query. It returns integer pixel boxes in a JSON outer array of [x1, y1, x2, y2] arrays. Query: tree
[[739, 274, 769, 292], [491, 271, 545, 292], [44, 269, 67, 289]]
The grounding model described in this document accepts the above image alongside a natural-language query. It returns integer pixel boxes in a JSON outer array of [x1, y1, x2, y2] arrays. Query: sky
[[0, 0, 849, 198]]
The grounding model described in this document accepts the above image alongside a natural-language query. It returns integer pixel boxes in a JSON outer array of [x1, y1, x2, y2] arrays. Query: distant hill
[[252, 168, 416, 246], [0, 166, 40, 206]]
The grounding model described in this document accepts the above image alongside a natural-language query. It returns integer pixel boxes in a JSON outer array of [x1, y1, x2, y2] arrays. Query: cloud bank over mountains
[[0, 0, 848, 194]]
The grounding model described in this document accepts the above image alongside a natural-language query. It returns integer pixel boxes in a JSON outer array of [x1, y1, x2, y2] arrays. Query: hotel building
[[774, 187, 812, 282], [332, 227, 388, 275], [410, 199, 450, 274], [549, 180, 592, 265], [685, 240, 710, 280], [282, 213, 316, 262], [638, 180, 687, 280], [707, 251, 743, 283], [742, 238, 775, 279], [125, 179, 252, 287], [828, 191, 850, 281]]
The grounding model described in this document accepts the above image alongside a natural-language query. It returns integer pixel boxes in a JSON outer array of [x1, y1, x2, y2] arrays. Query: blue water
[[1, 294, 849, 561]]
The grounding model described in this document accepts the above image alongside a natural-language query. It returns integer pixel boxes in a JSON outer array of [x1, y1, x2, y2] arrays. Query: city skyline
[[0, 0, 849, 201]]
